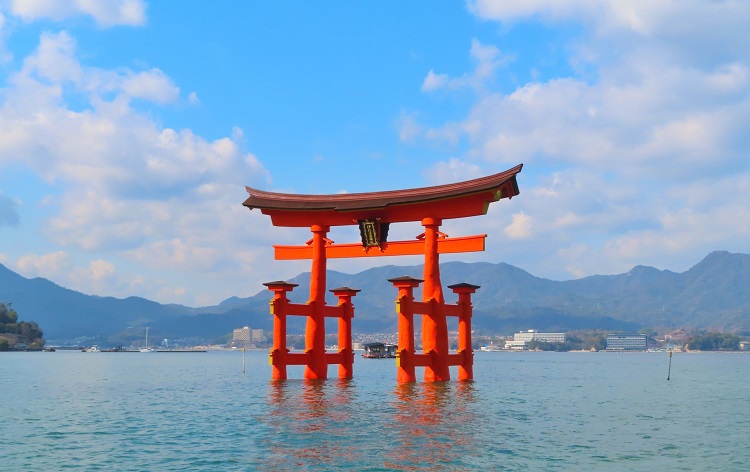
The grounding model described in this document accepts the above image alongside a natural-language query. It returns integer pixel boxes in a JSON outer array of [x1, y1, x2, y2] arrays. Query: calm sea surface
[[1, 350, 748, 471]]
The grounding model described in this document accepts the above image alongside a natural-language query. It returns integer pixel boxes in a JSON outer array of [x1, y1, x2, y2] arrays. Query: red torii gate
[[243, 163, 522, 382]]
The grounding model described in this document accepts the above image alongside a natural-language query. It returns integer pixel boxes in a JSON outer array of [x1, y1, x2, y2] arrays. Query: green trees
[[687, 332, 740, 351], [0, 302, 45, 349], [0, 303, 18, 324]]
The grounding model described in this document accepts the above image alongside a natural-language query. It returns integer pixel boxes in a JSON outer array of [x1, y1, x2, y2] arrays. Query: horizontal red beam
[[276, 303, 348, 318], [274, 234, 486, 260], [285, 303, 312, 316], [285, 352, 309, 365], [413, 353, 432, 367], [325, 352, 345, 365], [447, 353, 467, 366], [444, 305, 463, 317]]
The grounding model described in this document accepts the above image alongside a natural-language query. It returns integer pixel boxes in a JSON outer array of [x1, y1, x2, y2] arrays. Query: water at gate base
[[2, 350, 748, 471]]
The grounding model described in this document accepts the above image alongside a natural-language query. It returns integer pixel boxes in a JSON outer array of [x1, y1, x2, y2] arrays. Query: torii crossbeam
[[244, 163, 522, 382]]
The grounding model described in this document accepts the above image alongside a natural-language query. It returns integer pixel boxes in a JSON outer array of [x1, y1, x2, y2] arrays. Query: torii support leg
[[305, 224, 330, 380], [422, 217, 450, 381], [331, 287, 360, 379], [264, 281, 298, 381], [389, 276, 422, 383], [449, 283, 479, 381]]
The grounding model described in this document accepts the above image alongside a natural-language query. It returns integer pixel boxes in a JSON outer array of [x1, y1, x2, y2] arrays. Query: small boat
[[139, 327, 156, 352], [480, 344, 504, 351], [85, 345, 101, 353]]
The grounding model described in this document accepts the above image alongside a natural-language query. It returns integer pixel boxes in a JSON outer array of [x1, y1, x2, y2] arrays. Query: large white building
[[606, 334, 647, 351], [251, 329, 267, 343], [505, 330, 566, 350], [233, 326, 251, 343], [514, 330, 566, 343]]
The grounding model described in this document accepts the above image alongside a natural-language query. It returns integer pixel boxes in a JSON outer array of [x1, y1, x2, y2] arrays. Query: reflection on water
[[260, 378, 482, 471], [260, 379, 362, 470], [385, 382, 479, 471]]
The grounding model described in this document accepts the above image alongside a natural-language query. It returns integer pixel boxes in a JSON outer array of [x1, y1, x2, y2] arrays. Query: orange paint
[[331, 287, 360, 379], [248, 165, 523, 382], [450, 283, 479, 381], [304, 225, 329, 380], [263, 281, 298, 380], [273, 234, 486, 260], [389, 276, 422, 383], [421, 218, 450, 382]]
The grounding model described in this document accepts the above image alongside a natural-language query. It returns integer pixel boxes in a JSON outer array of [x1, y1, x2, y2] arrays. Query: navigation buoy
[[667, 350, 673, 381]]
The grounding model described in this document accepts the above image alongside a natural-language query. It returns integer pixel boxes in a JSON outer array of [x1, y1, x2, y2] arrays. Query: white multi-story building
[[606, 334, 647, 351], [514, 330, 566, 343], [504, 330, 566, 349], [251, 329, 266, 343], [233, 326, 251, 343]]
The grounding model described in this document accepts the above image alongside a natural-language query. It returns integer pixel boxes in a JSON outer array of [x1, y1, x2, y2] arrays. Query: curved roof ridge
[[245, 164, 523, 205], [243, 164, 523, 226]]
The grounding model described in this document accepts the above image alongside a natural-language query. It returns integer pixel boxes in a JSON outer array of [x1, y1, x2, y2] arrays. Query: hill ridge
[[1, 250, 748, 342]]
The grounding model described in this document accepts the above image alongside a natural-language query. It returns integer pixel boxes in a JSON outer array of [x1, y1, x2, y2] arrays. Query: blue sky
[[1, 0, 749, 307]]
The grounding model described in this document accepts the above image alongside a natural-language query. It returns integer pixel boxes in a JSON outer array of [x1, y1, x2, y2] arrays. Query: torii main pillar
[[244, 164, 523, 382], [421, 217, 449, 381]]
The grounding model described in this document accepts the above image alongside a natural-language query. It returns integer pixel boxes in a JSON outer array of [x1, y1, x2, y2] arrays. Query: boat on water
[[480, 344, 504, 352], [361, 342, 397, 358], [139, 327, 156, 353], [84, 345, 101, 352]]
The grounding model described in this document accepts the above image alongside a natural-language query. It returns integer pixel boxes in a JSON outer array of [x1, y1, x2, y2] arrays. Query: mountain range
[[1, 250, 748, 344]]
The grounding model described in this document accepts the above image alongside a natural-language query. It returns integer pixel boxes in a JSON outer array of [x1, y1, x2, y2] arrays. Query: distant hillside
[[0, 264, 193, 342], [1, 250, 748, 344]]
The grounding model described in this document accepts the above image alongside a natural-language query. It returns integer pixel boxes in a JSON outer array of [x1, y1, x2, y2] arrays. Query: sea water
[[1, 350, 748, 471]]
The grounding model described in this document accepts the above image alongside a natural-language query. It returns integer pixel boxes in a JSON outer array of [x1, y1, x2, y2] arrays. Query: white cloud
[[396, 111, 421, 143], [17, 251, 72, 277], [21, 30, 82, 84], [10, 0, 147, 27], [121, 69, 180, 104], [0, 30, 276, 304], [421, 69, 449, 92], [424, 55, 750, 183], [504, 211, 532, 239], [421, 39, 511, 92], [4, 31, 181, 110], [423, 157, 482, 184], [88, 259, 115, 280]]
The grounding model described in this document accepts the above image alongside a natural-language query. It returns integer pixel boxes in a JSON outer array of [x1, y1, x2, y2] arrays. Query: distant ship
[[480, 344, 503, 351]]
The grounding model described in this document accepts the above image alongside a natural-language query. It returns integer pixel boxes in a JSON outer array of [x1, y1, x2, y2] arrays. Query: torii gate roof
[[243, 163, 523, 227]]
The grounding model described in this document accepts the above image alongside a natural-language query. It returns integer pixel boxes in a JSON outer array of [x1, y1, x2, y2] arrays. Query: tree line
[[0, 303, 45, 350], [687, 332, 740, 351]]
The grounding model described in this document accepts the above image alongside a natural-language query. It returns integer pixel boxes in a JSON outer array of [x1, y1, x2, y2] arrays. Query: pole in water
[[667, 350, 672, 380], [242, 347, 246, 374]]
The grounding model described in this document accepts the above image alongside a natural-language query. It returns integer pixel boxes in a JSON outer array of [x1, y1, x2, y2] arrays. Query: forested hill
[[0, 303, 45, 349], [1, 250, 748, 343]]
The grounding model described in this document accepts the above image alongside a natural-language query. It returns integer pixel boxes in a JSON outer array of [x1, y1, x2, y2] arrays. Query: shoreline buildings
[[504, 330, 566, 350], [232, 326, 267, 348]]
